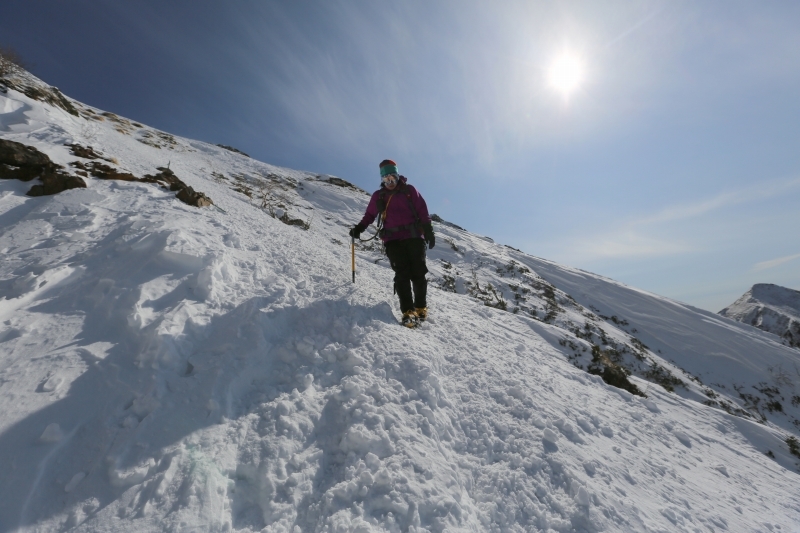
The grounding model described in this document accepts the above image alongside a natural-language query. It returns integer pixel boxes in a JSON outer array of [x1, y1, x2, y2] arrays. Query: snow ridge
[[1, 70, 799, 532]]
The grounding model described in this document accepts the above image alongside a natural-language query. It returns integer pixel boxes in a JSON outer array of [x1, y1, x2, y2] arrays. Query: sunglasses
[[382, 173, 398, 185]]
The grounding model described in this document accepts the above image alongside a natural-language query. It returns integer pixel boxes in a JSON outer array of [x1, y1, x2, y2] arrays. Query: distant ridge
[[719, 283, 800, 348]]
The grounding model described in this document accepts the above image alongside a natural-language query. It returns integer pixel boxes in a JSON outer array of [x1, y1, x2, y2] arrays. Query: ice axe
[[351, 235, 356, 283]]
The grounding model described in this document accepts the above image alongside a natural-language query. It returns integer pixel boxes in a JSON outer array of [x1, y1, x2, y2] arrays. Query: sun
[[547, 52, 585, 98]]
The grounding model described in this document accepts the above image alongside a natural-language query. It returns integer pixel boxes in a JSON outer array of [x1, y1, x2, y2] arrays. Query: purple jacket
[[359, 176, 431, 243]]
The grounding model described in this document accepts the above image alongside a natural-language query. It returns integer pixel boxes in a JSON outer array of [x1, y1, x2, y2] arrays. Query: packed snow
[[1, 71, 800, 532]]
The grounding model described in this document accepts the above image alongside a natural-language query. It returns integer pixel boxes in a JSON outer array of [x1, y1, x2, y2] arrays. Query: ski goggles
[[381, 173, 398, 186]]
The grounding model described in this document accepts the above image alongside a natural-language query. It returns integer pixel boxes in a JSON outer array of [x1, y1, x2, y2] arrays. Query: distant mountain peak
[[720, 283, 800, 348]]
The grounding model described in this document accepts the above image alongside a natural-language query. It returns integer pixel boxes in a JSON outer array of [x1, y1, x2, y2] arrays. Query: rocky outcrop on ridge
[[720, 283, 800, 348], [68, 144, 213, 207], [0, 68, 79, 116], [0, 139, 86, 196]]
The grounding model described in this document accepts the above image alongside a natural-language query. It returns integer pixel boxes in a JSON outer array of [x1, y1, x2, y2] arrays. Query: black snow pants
[[384, 238, 428, 314]]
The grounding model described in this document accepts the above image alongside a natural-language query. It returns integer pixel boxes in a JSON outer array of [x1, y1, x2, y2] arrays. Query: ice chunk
[[365, 452, 381, 472], [276, 400, 293, 416], [543, 428, 559, 444], [41, 374, 64, 392], [644, 399, 660, 413], [575, 486, 591, 507], [109, 457, 156, 487], [508, 385, 527, 400], [673, 430, 691, 447], [576, 417, 594, 434], [132, 395, 160, 417], [612, 387, 633, 402], [296, 337, 316, 358], [196, 255, 237, 303], [340, 426, 395, 458], [553, 418, 575, 438], [65, 472, 86, 492], [40, 423, 64, 443], [223, 233, 241, 249]]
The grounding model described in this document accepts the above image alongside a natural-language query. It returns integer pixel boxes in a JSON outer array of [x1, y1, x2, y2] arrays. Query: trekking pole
[[351, 235, 356, 283]]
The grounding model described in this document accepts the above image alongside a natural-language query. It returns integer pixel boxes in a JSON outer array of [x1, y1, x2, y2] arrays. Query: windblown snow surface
[[1, 72, 800, 533], [720, 284, 800, 349]]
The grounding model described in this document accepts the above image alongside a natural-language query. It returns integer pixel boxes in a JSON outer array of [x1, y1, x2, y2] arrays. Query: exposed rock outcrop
[[176, 186, 214, 207], [146, 167, 214, 207], [70, 160, 138, 181], [0, 74, 78, 116], [67, 144, 214, 208], [216, 144, 250, 157], [0, 139, 86, 196]]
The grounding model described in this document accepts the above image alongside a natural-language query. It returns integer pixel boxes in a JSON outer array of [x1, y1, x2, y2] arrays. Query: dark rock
[[323, 176, 366, 194], [216, 144, 250, 157], [0, 163, 41, 182], [73, 160, 138, 181], [0, 139, 51, 167], [176, 186, 213, 207], [67, 143, 106, 160], [431, 213, 465, 231], [0, 139, 86, 195], [27, 171, 86, 196], [143, 167, 188, 191]]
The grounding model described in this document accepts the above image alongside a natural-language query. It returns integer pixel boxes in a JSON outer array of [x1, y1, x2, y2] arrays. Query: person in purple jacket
[[350, 159, 435, 328]]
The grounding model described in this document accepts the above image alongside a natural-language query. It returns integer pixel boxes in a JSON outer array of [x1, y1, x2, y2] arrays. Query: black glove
[[349, 223, 366, 239], [423, 222, 435, 249]]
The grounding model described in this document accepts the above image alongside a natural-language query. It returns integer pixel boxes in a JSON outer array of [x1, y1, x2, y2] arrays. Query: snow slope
[[1, 71, 799, 532], [720, 283, 800, 349]]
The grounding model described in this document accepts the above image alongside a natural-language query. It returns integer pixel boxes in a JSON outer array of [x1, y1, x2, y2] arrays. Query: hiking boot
[[415, 307, 428, 322], [401, 310, 419, 328]]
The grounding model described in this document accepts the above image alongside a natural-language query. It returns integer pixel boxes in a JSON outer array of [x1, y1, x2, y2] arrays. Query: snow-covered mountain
[[720, 283, 800, 349], [2, 68, 799, 532]]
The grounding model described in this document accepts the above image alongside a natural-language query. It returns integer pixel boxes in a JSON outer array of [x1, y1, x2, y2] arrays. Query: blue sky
[[3, 0, 799, 312]]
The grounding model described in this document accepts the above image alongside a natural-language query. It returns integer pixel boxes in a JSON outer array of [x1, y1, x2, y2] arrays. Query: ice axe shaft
[[351, 235, 356, 283]]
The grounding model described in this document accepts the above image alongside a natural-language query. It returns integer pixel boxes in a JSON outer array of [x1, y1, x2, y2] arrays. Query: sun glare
[[547, 52, 585, 98]]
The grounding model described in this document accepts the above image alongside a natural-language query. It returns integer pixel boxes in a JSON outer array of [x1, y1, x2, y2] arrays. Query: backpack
[[376, 182, 422, 239]]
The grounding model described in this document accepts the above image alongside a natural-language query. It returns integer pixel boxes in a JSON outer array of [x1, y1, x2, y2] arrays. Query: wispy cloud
[[544, 176, 800, 263], [753, 253, 800, 272], [640, 176, 800, 225], [567, 231, 691, 260]]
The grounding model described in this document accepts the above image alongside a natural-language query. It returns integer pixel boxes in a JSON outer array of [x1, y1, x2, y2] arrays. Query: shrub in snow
[[787, 436, 800, 459]]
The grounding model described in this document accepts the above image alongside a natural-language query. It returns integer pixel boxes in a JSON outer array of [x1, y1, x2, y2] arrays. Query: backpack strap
[[376, 189, 396, 233], [403, 187, 422, 238]]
